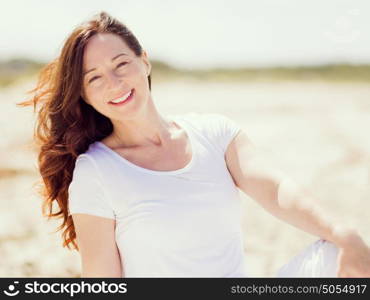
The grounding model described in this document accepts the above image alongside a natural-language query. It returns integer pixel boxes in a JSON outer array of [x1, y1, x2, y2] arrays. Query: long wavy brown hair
[[17, 11, 151, 251]]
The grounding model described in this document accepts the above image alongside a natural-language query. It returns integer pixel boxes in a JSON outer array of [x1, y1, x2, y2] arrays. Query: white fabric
[[68, 112, 248, 277], [68, 112, 340, 278], [277, 239, 339, 277]]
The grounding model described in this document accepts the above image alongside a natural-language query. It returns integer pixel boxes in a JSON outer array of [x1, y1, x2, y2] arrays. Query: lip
[[108, 89, 134, 106]]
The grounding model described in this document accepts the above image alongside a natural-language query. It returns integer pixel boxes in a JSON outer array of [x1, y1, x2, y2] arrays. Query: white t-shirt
[[68, 112, 248, 277]]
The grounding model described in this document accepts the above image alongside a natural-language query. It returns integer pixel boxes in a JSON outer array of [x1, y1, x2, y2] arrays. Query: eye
[[116, 62, 127, 68], [88, 76, 100, 84]]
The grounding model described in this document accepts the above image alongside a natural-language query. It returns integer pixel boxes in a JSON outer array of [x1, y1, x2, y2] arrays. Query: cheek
[[129, 63, 147, 81], [86, 97, 110, 117], [85, 83, 102, 99], [84, 90, 104, 109]]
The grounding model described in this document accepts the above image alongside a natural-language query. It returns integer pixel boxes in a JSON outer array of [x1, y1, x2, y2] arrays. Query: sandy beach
[[1, 78, 369, 277]]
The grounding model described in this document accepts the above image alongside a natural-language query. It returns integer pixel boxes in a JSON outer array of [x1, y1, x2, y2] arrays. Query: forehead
[[83, 33, 133, 67]]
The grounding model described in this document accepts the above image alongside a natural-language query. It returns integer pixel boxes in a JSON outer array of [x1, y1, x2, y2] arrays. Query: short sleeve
[[203, 113, 242, 154], [68, 154, 115, 220]]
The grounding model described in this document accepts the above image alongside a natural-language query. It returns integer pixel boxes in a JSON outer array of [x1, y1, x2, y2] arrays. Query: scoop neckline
[[95, 115, 196, 175]]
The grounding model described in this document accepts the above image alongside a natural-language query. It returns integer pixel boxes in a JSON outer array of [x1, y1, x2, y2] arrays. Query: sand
[[1, 78, 369, 277]]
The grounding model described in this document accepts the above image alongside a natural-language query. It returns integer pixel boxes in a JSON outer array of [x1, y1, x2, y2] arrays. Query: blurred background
[[1, 0, 369, 277]]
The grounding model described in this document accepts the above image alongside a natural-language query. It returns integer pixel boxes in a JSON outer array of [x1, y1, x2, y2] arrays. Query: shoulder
[[73, 141, 110, 169], [173, 112, 241, 154], [70, 153, 100, 185], [71, 142, 110, 183], [68, 150, 115, 219]]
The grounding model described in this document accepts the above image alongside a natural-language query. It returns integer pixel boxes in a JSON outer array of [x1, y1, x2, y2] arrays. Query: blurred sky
[[1, 0, 370, 69]]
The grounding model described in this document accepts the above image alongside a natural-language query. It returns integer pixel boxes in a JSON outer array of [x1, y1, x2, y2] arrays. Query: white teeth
[[110, 90, 132, 103]]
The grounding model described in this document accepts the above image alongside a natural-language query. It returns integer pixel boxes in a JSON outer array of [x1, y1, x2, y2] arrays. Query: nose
[[106, 71, 123, 90]]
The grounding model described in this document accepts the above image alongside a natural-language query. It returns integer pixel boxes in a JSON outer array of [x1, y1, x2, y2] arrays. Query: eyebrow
[[83, 53, 128, 77]]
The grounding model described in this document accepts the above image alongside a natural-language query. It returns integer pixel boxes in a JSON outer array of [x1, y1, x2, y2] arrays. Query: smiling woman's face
[[81, 32, 151, 120]]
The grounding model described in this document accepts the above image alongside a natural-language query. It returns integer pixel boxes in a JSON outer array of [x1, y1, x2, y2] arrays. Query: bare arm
[[72, 214, 123, 277], [225, 129, 359, 246], [225, 129, 370, 277]]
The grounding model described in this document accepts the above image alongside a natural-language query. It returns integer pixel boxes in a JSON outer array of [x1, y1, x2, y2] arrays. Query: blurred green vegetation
[[1, 58, 370, 88], [0, 58, 44, 87], [154, 63, 370, 83]]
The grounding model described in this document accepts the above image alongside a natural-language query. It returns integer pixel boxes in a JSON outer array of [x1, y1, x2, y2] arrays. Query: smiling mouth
[[108, 89, 134, 105]]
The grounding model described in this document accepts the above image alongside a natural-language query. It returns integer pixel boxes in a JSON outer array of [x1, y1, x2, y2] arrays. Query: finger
[[337, 270, 349, 278], [336, 268, 344, 278], [358, 270, 370, 278]]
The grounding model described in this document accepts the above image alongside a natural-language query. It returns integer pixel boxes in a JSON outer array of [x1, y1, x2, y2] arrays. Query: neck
[[109, 99, 174, 148]]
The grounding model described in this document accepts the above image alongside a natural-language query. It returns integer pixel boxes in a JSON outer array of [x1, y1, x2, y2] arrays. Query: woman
[[19, 11, 370, 278]]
